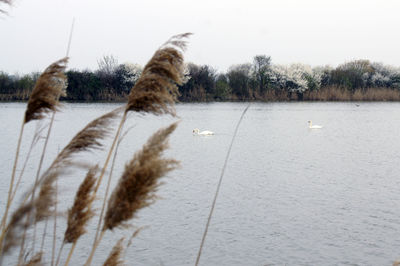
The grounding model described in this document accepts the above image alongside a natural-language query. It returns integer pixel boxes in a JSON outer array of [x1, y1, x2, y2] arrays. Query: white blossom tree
[[270, 63, 321, 93]]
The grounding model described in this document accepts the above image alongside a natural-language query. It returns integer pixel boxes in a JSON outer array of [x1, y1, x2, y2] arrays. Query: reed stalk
[[55, 242, 64, 266], [1, 55, 67, 226], [63, 241, 76, 266], [195, 104, 250, 266], [22, 252, 42, 266], [1, 119, 25, 233], [40, 216, 49, 253], [0, 108, 120, 263], [84, 230, 105, 266], [91, 123, 126, 256], [10, 123, 44, 203], [31, 111, 57, 254], [2, 32, 189, 265], [85, 33, 190, 265], [17, 111, 58, 264], [51, 178, 58, 266], [64, 242, 77, 266], [19, 57, 68, 262]]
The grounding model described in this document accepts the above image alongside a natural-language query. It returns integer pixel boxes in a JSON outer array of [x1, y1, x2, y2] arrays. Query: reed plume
[[64, 166, 98, 243], [31, 108, 121, 257], [35, 107, 122, 190], [24, 57, 68, 124], [126, 227, 143, 249], [24, 58, 69, 257], [0, 174, 60, 256], [1, 202, 35, 255], [0, 108, 121, 260], [103, 122, 179, 230], [59, 166, 98, 266], [126, 33, 191, 116], [102, 238, 124, 266], [85, 123, 179, 265], [88, 34, 191, 261], [22, 252, 43, 266], [2, 57, 69, 235]]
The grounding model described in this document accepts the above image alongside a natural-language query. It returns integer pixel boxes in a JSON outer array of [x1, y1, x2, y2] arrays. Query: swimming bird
[[308, 120, 323, 129], [193, 128, 214, 135]]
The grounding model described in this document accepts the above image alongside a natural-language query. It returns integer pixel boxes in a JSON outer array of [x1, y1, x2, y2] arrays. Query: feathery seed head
[[103, 122, 179, 230], [24, 57, 69, 123], [126, 33, 192, 116]]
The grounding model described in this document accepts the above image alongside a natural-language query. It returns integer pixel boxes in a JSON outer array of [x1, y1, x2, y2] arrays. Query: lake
[[1, 102, 400, 265]]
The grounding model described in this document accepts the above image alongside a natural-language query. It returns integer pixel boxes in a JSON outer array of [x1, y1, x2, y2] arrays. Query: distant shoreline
[[2, 86, 400, 103]]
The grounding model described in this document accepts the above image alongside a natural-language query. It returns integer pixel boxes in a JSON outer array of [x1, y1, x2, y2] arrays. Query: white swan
[[308, 120, 323, 129], [193, 128, 214, 135]]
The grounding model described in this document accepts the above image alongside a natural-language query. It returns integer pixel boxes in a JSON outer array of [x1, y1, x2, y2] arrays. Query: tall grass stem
[[51, 177, 59, 266], [1, 119, 25, 234], [63, 241, 76, 266], [84, 230, 105, 266], [195, 104, 250, 266], [92, 121, 125, 255], [55, 242, 65, 266], [85, 113, 127, 265], [31, 111, 57, 253], [65, 17, 75, 58]]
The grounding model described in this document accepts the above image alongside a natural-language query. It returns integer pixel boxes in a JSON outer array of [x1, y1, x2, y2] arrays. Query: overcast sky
[[1, 0, 400, 74]]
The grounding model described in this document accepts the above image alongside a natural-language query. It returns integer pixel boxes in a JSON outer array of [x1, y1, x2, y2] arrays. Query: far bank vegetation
[[2, 56, 400, 102]]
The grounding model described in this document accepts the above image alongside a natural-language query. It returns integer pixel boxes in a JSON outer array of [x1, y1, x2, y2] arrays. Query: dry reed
[[35, 107, 122, 191], [3, 33, 189, 265], [126, 33, 191, 116], [85, 123, 179, 265], [22, 252, 43, 266], [92, 32, 191, 196], [0, 108, 121, 261], [32, 108, 121, 259], [64, 166, 98, 243], [352, 88, 400, 101], [1, 202, 35, 255], [27, 58, 69, 257], [303, 86, 400, 101], [24, 57, 68, 124], [102, 238, 124, 266], [58, 166, 98, 266], [2, 57, 69, 238], [195, 104, 250, 266], [86, 34, 191, 265], [103, 122, 179, 231], [10, 124, 45, 202], [0, 170, 62, 257]]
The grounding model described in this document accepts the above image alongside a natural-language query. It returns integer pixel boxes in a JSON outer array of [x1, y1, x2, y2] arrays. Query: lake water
[[1, 102, 400, 265]]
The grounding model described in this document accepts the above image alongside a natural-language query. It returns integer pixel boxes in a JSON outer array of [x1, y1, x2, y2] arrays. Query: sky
[[1, 0, 400, 74]]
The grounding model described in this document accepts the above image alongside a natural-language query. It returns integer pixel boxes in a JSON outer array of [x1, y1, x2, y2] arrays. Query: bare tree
[[97, 55, 118, 76]]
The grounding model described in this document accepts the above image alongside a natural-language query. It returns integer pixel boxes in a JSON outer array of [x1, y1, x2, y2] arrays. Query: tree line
[[2, 55, 400, 101]]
